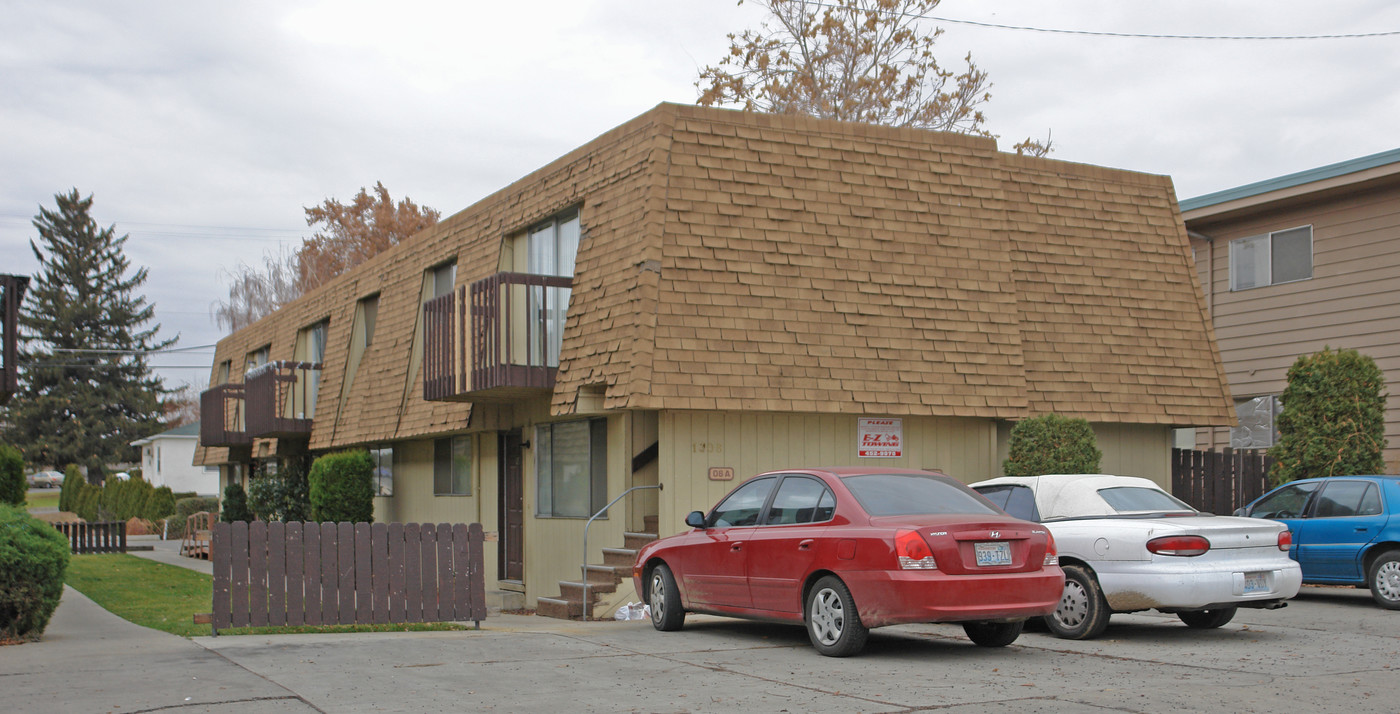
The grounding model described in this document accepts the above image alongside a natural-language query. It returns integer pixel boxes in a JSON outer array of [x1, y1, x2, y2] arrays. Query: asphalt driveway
[[5, 584, 1397, 713]]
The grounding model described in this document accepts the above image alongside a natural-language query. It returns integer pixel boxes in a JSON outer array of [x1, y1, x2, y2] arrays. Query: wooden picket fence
[[53, 521, 127, 554], [210, 521, 487, 634], [1171, 447, 1274, 515]]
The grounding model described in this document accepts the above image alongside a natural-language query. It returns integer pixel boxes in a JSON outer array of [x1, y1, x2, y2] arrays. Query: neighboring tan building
[[132, 422, 220, 494], [1182, 148, 1400, 473], [195, 103, 1232, 618]]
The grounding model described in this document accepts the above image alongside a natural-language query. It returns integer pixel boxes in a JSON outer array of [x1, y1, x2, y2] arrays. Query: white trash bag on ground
[[614, 602, 650, 620]]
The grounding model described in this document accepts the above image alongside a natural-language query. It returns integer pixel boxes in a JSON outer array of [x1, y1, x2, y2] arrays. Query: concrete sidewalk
[[128, 534, 214, 575], [2, 587, 316, 713]]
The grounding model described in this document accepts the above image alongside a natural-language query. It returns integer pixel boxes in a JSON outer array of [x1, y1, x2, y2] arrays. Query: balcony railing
[[423, 272, 571, 402], [199, 383, 249, 447], [244, 360, 322, 438]]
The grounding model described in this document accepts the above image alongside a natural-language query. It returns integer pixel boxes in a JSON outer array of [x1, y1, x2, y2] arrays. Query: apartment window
[[526, 211, 579, 368], [434, 436, 472, 496], [1231, 395, 1281, 449], [299, 320, 328, 417], [360, 294, 379, 348], [370, 446, 394, 496], [246, 345, 270, 373], [216, 360, 231, 385], [432, 262, 456, 299], [1229, 226, 1312, 290], [536, 418, 607, 518]]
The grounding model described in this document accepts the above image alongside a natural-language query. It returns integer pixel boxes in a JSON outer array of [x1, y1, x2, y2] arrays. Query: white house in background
[[132, 422, 220, 495]]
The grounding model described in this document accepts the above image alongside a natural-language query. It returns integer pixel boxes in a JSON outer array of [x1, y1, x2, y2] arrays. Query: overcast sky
[[3, 0, 1398, 390]]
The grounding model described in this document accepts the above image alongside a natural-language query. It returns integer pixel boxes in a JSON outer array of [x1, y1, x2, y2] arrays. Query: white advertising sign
[[858, 417, 902, 458]]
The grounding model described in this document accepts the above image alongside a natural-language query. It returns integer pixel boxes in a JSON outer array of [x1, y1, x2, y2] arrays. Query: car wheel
[[1178, 607, 1236, 629], [1045, 565, 1111, 640], [648, 563, 685, 631], [805, 575, 868, 657], [1367, 551, 1400, 610], [963, 620, 1024, 647]]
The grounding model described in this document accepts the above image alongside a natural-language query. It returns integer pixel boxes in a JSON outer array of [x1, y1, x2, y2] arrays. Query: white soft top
[[973, 474, 1191, 520]]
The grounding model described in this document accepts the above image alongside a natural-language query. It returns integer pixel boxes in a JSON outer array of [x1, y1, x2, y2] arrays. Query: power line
[[28, 363, 213, 369], [805, 2, 1400, 41], [51, 344, 217, 355]]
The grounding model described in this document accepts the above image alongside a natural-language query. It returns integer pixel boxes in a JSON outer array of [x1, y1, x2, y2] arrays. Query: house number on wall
[[708, 467, 735, 481], [691, 442, 723, 453]]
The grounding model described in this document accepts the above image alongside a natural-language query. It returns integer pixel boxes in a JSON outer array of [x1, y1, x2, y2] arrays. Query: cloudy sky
[[3, 0, 1398, 389]]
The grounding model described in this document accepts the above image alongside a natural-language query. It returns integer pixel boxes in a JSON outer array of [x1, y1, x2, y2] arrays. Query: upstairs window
[[528, 210, 580, 277], [1230, 226, 1312, 290], [359, 294, 379, 348], [432, 262, 456, 299], [246, 345, 270, 373], [216, 360, 231, 385]]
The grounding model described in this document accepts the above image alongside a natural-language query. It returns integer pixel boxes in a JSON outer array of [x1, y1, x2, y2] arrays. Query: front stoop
[[536, 530, 658, 620]]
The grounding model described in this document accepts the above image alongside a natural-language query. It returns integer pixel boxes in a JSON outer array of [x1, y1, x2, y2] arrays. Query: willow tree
[[698, 0, 1050, 155]]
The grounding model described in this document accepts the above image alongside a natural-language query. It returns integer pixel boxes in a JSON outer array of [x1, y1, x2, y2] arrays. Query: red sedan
[[634, 467, 1064, 656]]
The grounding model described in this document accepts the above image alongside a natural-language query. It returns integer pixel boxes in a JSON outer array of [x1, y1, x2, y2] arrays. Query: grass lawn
[[26, 491, 60, 511], [65, 555, 471, 637]]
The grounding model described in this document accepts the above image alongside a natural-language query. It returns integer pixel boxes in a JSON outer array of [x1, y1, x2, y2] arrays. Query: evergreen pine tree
[[3, 190, 173, 472]]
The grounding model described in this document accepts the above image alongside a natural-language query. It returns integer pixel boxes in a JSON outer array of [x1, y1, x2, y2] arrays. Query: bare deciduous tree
[[297, 182, 440, 293], [212, 183, 440, 333], [697, 0, 1051, 156]]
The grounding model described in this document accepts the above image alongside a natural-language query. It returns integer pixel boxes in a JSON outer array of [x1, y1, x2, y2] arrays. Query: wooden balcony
[[423, 272, 571, 402], [199, 383, 249, 447], [244, 360, 322, 438]]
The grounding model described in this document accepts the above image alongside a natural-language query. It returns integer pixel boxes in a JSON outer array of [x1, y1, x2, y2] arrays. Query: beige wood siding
[[1190, 181, 1400, 471], [656, 411, 999, 537]]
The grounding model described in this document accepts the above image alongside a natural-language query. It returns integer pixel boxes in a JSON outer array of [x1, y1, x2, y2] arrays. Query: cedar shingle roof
[[195, 103, 1231, 464]]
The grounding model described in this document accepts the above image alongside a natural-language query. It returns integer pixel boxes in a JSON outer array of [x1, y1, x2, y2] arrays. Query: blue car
[[1237, 476, 1400, 609]]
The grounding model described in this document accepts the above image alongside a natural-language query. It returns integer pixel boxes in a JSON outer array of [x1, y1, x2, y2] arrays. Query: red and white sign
[[858, 417, 903, 458]]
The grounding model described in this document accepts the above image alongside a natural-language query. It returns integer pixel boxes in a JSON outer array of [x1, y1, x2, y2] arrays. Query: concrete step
[[602, 547, 638, 569], [585, 564, 626, 585], [643, 515, 659, 534], [560, 580, 614, 601], [536, 597, 581, 620], [623, 532, 658, 550]]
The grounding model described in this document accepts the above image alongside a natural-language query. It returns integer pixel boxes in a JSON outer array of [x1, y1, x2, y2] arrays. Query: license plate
[[975, 541, 1012, 567], [1243, 572, 1268, 594]]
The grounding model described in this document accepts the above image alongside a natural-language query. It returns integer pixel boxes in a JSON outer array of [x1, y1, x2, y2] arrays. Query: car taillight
[[1277, 530, 1292, 551], [1043, 532, 1059, 566], [1146, 534, 1210, 557], [895, 529, 937, 570]]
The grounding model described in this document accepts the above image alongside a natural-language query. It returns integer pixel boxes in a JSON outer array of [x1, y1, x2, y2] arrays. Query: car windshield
[[843, 473, 999, 517], [1097, 487, 1194, 513]]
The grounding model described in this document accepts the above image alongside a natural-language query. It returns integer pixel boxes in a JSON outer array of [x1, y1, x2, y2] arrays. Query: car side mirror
[[1232, 507, 1246, 517], [685, 511, 706, 528]]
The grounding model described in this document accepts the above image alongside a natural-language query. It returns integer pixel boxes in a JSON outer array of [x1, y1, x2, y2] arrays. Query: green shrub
[[1269, 347, 1389, 484], [0, 503, 71, 641], [1002, 414, 1103, 478], [58, 465, 84, 513], [0, 445, 24, 506], [74, 485, 100, 522], [309, 450, 375, 524], [220, 482, 253, 523], [168, 496, 220, 538], [143, 486, 177, 521], [247, 457, 312, 522]]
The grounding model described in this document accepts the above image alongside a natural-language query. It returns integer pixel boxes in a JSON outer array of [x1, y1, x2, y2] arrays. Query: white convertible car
[[971, 474, 1302, 639]]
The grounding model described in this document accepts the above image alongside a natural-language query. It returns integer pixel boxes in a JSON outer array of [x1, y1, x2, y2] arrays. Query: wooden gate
[[1171, 448, 1274, 515], [211, 521, 486, 633]]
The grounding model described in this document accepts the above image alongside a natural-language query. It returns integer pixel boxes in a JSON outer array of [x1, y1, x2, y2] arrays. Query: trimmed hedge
[[1270, 347, 1389, 484], [220, 482, 253, 523], [58, 465, 84, 513], [1002, 414, 1103, 478], [309, 450, 375, 524], [0, 445, 23, 506], [0, 503, 71, 641], [144, 486, 177, 522]]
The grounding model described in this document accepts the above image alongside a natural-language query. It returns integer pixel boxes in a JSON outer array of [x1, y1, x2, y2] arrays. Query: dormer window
[[528, 211, 580, 278]]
